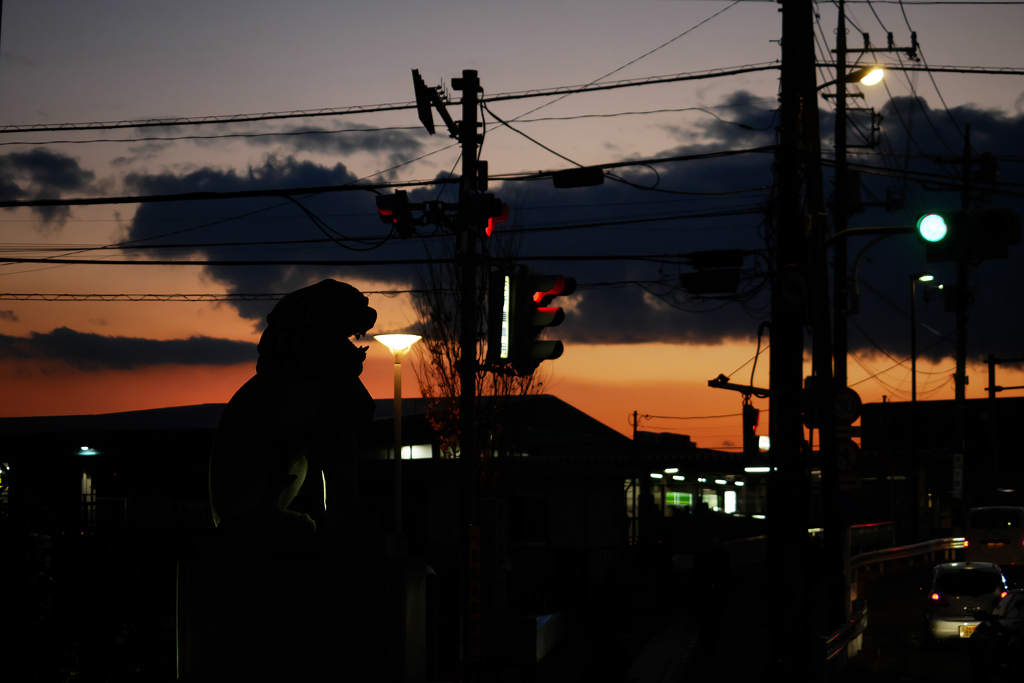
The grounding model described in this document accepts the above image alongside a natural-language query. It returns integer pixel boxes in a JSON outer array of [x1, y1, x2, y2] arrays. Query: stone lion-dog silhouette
[[209, 279, 377, 533]]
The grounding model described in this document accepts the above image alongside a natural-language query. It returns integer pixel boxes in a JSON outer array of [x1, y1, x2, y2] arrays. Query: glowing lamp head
[[374, 334, 422, 356], [860, 67, 884, 86], [917, 214, 948, 242], [917, 274, 935, 282]]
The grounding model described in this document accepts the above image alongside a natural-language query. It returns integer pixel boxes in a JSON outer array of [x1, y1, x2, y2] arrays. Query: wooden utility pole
[[952, 124, 971, 529], [455, 69, 481, 531], [769, 0, 815, 675], [452, 68, 482, 666], [833, 0, 850, 388]]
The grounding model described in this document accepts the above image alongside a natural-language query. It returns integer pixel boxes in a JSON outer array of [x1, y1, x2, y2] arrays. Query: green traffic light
[[917, 214, 948, 242]]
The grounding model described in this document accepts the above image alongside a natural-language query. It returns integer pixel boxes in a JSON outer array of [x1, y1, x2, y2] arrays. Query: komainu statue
[[209, 279, 377, 534]]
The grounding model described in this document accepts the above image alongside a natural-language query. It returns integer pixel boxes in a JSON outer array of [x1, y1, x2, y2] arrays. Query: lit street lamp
[[911, 272, 936, 404], [911, 272, 937, 541], [375, 333, 421, 534]]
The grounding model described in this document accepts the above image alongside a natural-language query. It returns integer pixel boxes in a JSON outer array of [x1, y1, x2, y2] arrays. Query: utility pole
[[833, 0, 850, 388], [831, 12, 919, 388], [952, 124, 971, 531], [769, 0, 815, 675], [455, 68, 481, 527], [452, 68, 482, 667]]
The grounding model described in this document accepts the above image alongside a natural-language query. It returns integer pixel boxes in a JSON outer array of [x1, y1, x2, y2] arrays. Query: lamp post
[[910, 272, 935, 404], [374, 333, 421, 534], [911, 272, 936, 540]]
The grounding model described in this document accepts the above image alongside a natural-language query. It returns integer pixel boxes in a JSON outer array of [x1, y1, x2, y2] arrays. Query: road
[[854, 562, 976, 681]]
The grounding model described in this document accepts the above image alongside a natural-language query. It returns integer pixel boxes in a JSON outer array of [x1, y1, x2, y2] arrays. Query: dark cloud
[[110, 141, 175, 167], [821, 95, 1024, 366], [243, 123, 426, 168], [0, 148, 96, 227], [123, 154, 425, 325], [118, 94, 780, 343], [0, 327, 256, 370], [660, 90, 779, 151], [0, 310, 19, 322], [115, 91, 1024, 366]]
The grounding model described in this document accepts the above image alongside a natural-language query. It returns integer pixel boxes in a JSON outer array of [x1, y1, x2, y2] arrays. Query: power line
[[816, 62, 1024, 76], [0, 124, 422, 148], [507, 1, 744, 123], [847, 1, 1024, 4], [0, 145, 778, 210], [0, 62, 781, 135], [0, 280, 676, 301], [0, 103, 782, 148], [0, 177, 455, 210], [0, 193, 773, 224], [0, 291, 418, 302], [0, 205, 766, 253], [641, 412, 743, 420], [0, 253, 729, 267]]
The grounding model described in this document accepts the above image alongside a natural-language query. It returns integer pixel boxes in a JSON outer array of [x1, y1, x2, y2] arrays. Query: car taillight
[[965, 540, 970, 548], [931, 592, 950, 607], [994, 591, 1009, 606]]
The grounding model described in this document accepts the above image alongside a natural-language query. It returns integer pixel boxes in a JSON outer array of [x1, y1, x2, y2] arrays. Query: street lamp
[[816, 64, 885, 92], [859, 66, 884, 86], [911, 272, 936, 542], [375, 333, 421, 534], [910, 272, 935, 404]]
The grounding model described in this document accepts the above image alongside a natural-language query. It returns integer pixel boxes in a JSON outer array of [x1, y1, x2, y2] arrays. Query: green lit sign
[[666, 491, 692, 507]]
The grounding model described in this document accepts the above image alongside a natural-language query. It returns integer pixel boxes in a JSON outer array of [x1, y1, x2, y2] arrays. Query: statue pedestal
[[176, 532, 424, 682]]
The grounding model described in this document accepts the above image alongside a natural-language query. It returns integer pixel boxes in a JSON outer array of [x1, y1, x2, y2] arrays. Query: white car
[[925, 562, 1008, 641]]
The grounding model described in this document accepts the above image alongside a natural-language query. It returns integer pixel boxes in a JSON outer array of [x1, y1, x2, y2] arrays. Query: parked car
[[966, 507, 1024, 566], [970, 589, 1024, 682], [925, 562, 1008, 642]]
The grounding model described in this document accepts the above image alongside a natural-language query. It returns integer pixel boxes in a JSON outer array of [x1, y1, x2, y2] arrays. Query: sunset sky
[[1, 0, 1023, 450]]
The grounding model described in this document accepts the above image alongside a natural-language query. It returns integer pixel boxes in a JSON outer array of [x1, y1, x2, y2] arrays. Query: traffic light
[[463, 192, 507, 236], [376, 191, 415, 239], [743, 403, 760, 458], [486, 266, 576, 374], [916, 208, 1021, 262]]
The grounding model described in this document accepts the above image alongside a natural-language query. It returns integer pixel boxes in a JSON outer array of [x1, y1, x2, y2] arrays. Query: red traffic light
[[532, 274, 576, 304], [375, 191, 415, 239], [486, 202, 509, 237]]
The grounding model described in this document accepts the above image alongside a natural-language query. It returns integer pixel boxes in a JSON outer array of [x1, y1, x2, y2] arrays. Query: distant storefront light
[[715, 479, 727, 485], [724, 490, 737, 514], [666, 491, 692, 507], [401, 444, 433, 460], [758, 435, 771, 451], [672, 475, 685, 481], [697, 477, 707, 483], [79, 446, 99, 456], [650, 473, 664, 479], [744, 467, 770, 473], [735, 481, 745, 487], [664, 468, 679, 474]]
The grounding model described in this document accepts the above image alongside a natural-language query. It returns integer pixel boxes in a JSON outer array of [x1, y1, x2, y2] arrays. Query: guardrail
[[851, 536, 966, 574], [821, 536, 965, 675], [713, 531, 965, 676], [824, 605, 868, 662]]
